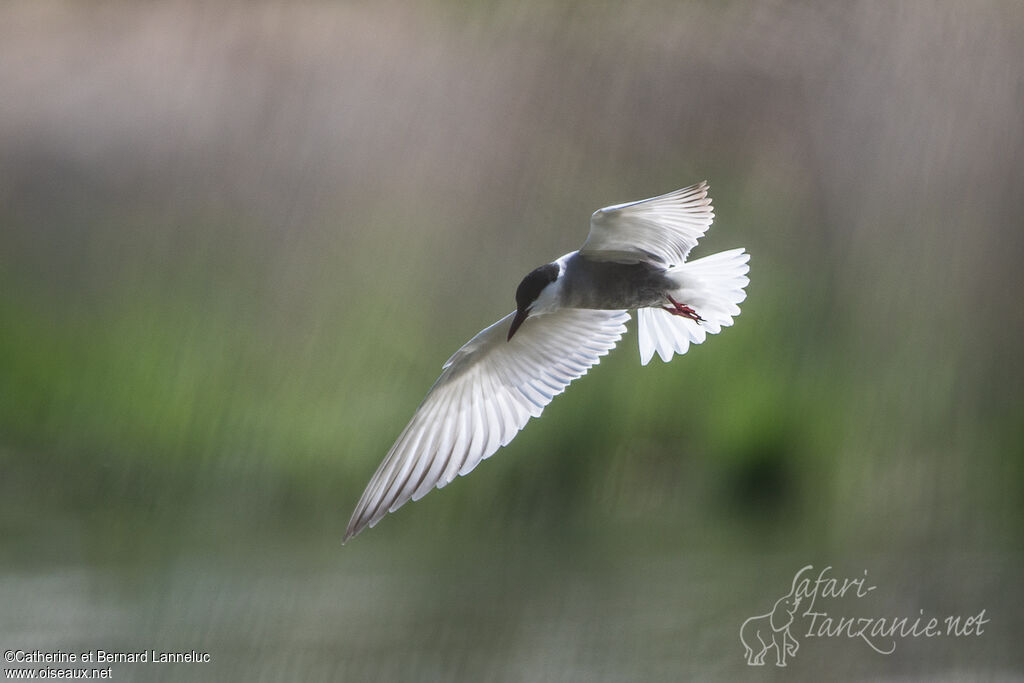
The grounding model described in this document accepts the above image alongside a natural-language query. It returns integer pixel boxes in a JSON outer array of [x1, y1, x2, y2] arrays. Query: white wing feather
[[345, 307, 629, 541], [580, 181, 714, 266]]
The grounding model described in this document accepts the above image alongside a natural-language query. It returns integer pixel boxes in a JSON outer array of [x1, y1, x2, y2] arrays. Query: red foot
[[663, 295, 704, 323]]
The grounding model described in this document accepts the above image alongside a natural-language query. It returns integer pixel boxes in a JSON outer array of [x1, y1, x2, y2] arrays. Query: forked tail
[[637, 248, 749, 364]]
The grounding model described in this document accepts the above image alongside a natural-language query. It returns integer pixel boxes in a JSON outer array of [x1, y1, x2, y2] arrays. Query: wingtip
[[343, 510, 367, 544], [342, 524, 361, 545]]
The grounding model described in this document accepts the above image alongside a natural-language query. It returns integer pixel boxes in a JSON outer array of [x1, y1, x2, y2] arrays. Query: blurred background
[[1, 1, 1021, 680]]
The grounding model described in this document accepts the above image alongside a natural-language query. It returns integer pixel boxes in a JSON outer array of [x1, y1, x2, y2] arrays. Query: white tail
[[637, 248, 750, 365]]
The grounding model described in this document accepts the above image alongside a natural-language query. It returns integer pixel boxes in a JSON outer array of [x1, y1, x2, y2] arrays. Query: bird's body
[[345, 181, 749, 541], [552, 252, 672, 311]]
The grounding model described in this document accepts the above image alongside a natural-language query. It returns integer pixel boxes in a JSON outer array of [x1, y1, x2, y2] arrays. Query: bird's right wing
[[579, 181, 714, 266], [344, 307, 630, 541]]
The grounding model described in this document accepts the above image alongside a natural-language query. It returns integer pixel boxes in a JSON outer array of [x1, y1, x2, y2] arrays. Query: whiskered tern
[[345, 181, 749, 541]]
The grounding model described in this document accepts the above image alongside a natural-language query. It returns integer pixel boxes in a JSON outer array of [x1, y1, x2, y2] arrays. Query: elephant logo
[[740, 575, 803, 666]]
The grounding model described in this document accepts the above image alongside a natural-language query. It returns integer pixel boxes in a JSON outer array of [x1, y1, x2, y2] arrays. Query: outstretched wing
[[345, 307, 630, 541], [579, 181, 715, 266]]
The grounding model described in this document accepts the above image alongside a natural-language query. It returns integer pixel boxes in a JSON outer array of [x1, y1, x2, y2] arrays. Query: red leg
[[663, 295, 704, 323]]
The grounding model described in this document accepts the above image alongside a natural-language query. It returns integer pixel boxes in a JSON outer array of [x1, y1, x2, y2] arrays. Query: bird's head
[[508, 262, 559, 340]]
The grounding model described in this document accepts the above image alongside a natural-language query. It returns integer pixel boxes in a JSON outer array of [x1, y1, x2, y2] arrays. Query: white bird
[[345, 181, 749, 541]]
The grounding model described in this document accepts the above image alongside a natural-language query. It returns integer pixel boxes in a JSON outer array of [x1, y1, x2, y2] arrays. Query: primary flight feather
[[345, 181, 749, 541]]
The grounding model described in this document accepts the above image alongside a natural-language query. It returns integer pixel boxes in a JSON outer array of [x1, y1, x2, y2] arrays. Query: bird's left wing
[[579, 181, 714, 266], [345, 307, 629, 541]]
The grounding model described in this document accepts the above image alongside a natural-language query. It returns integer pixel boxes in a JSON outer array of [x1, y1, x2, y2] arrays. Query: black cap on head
[[508, 262, 558, 340], [515, 262, 559, 311]]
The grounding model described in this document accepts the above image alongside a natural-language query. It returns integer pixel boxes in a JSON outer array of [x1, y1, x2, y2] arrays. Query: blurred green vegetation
[[0, 2, 1022, 678], [0, 0, 1019, 562], [1, 175, 1019, 552]]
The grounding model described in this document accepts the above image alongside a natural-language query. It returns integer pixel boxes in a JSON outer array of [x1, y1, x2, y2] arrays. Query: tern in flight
[[345, 181, 749, 541]]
